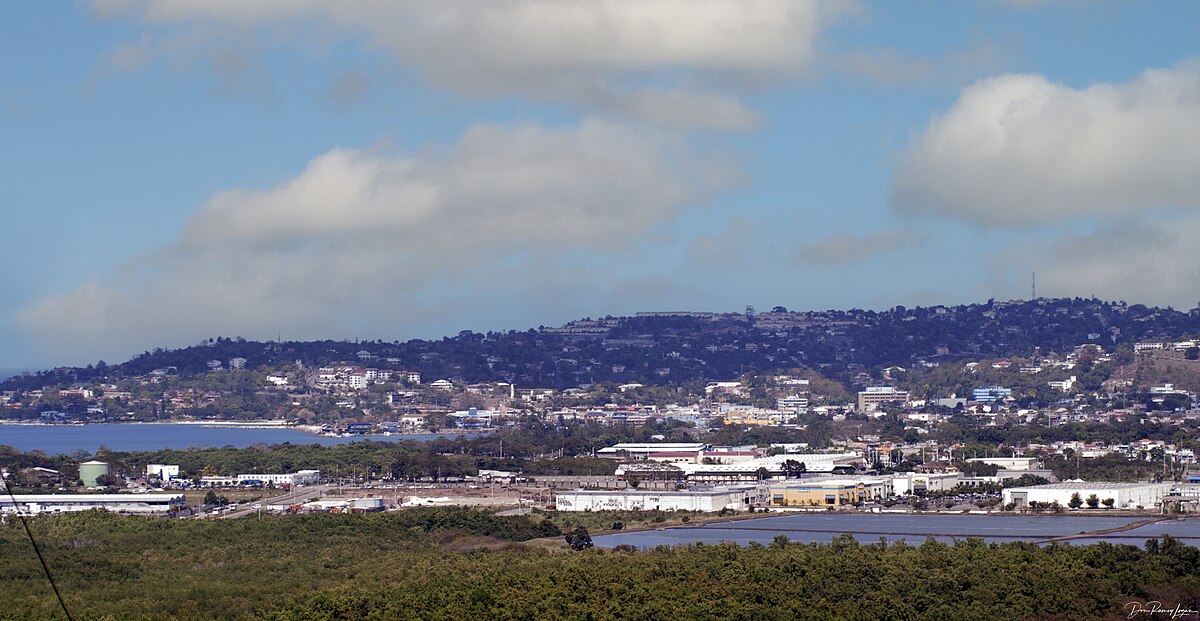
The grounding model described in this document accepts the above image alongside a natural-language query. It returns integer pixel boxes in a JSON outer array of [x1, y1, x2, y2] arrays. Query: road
[[197, 484, 333, 519]]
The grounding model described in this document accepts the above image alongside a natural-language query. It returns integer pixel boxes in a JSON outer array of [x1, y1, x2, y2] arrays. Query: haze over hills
[[6, 298, 1200, 392], [0, 368, 32, 382]]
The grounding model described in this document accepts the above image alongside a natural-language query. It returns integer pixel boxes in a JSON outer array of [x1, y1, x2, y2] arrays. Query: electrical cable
[[1, 470, 75, 621]]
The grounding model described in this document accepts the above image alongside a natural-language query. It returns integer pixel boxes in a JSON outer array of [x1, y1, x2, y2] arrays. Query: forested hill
[[8, 298, 1200, 391]]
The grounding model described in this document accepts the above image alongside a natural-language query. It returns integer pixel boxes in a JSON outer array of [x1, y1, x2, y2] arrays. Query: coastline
[[0, 419, 301, 431], [0, 419, 483, 439]]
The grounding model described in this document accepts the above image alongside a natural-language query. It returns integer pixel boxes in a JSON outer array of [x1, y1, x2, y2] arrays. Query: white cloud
[[92, 0, 847, 129], [892, 60, 1200, 226], [990, 217, 1200, 309], [18, 120, 738, 362]]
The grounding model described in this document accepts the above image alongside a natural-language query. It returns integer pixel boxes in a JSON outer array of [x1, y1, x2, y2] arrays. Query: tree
[[1068, 492, 1083, 509], [1102, 498, 1115, 508], [565, 526, 593, 551], [204, 491, 220, 506], [1086, 494, 1100, 509], [783, 460, 806, 478]]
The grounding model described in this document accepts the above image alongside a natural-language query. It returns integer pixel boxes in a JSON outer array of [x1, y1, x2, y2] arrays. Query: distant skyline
[[4, 1, 1200, 368]]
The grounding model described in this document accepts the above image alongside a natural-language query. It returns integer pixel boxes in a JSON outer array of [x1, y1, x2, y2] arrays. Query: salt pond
[[593, 512, 1200, 548]]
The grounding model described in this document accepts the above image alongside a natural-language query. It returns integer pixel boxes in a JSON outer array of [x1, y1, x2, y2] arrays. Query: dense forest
[[7, 297, 1200, 392], [0, 508, 1198, 620]]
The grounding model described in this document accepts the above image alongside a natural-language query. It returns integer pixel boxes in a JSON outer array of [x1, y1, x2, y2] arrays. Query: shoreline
[[0, 419, 481, 439]]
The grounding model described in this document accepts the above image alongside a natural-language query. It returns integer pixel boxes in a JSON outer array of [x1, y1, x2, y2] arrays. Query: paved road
[[197, 484, 332, 519]]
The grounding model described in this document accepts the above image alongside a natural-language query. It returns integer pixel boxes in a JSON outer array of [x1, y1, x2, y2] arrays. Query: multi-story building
[[971, 387, 1012, 403], [776, 395, 810, 411], [858, 387, 909, 412]]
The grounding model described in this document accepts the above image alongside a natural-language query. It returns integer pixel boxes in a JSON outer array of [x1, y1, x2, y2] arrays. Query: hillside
[[6, 298, 1200, 392]]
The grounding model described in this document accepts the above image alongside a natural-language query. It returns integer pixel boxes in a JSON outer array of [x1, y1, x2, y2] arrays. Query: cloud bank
[[93, 0, 849, 130], [18, 120, 737, 362], [892, 61, 1200, 226], [993, 217, 1200, 308]]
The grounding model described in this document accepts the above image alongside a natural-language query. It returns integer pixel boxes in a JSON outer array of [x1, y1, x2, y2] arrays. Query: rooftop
[[2, 494, 184, 503], [1008, 482, 1170, 491]]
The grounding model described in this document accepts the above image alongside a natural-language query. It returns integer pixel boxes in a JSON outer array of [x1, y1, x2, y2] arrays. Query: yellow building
[[769, 481, 865, 507]]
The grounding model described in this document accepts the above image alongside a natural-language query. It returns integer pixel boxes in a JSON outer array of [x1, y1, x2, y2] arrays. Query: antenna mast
[[1032, 272, 1036, 300]]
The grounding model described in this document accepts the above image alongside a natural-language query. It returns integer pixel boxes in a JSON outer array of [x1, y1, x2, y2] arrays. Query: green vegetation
[[8, 298, 1200, 397], [1, 509, 1198, 620], [0, 423, 656, 486]]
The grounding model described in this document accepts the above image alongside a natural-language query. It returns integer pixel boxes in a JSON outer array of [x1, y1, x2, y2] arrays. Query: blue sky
[[3, 0, 1200, 369]]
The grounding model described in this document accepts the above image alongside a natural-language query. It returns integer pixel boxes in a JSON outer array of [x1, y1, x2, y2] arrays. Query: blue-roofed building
[[972, 387, 1012, 403]]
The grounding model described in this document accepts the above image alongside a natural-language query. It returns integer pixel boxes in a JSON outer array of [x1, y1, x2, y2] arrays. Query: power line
[[1, 471, 75, 621]]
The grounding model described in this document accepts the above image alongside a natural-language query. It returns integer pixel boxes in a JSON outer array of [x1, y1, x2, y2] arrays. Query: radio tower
[[1031, 272, 1036, 300]]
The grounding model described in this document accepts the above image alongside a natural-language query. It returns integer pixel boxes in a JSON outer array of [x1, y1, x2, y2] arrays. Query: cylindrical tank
[[79, 461, 110, 487]]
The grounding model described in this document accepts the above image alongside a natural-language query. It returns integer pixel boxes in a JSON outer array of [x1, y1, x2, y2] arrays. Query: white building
[[1149, 383, 1185, 395], [1, 494, 186, 515], [229, 357, 247, 369], [890, 472, 962, 495], [1048, 376, 1077, 392], [663, 453, 862, 484], [597, 443, 709, 460], [555, 485, 763, 512], [235, 470, 320, 487], [146, 464, 180, 480], [965, 457, 1040, 471], [776, 395, 810, 411], [200, 476, 238, 487], [1003, 482, 1172, 510], [705, 381, 744, 395]]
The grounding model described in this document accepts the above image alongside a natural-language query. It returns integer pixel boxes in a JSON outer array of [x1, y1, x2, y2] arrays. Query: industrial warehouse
[[1002, 482, 1173, 510], [0, 494, 187, 516], [555, 486, 764, 512]]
